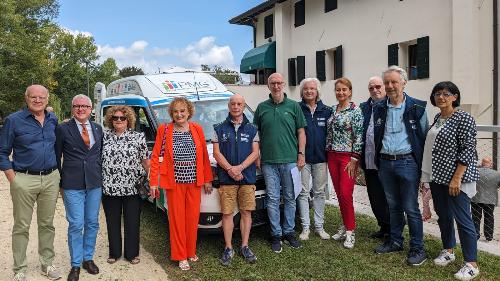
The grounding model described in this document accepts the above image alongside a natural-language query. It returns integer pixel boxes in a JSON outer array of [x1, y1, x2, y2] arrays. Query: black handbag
[[135, 174, 150, 200]]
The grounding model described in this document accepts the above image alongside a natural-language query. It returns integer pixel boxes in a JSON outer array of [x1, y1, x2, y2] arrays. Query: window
[[297, 56, 305, 84], [288, 58, 297, 86], [316, 50, 326, 81], [294, 0, 305, 27], [264, 14, 273, 39], [325, 45, 343, 80], [255, 69, 274, 85], [388, 36, 429, 80], [325, 0, 337, 13]]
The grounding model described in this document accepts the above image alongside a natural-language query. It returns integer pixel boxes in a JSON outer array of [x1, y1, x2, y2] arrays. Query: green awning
[[240, 41, 276, 73]]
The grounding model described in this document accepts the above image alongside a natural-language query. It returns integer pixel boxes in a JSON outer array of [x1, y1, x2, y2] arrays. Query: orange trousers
[[165, 183, 201, 261]]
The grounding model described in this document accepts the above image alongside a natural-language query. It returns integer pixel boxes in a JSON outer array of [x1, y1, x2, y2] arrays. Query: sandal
[[107, 257, 117, 264], [179, 260, 190, 271], [188, 255, 199, 262], [130, 257, 140, 264]]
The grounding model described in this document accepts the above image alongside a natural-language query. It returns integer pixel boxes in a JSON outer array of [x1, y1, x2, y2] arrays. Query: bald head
[[25, 84, 49, 115], [228, 94, 246, 120], [368, 76, 386, 101]]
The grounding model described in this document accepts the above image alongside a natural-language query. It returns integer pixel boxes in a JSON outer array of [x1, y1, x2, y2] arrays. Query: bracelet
[[350, 157, 358, 161]]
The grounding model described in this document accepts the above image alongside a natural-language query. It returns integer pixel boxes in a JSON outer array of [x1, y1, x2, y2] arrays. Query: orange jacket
[[149, 122, 213, 189]]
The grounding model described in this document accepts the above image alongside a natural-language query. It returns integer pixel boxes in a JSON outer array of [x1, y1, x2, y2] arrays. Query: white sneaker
[[433, 249, 456, 266], [343, 231, 355, 249], [332, 225, 346, 241], [13, 272, 26, 281], [454, 263, 480, 280], [315, 229, 331, 240], [299, 229, 310, 241]]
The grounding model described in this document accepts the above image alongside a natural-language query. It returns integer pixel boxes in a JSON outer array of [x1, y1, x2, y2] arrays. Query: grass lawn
[[140, 203, 500, 281]]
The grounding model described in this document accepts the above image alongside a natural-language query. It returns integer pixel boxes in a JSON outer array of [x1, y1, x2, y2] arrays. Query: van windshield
[[152, 99, 255, 141]]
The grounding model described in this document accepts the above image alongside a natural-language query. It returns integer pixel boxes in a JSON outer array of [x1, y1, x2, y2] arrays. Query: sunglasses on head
[[111, 116, 127, 121]]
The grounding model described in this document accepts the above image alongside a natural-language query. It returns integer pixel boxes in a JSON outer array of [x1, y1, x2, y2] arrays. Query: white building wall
[[238, 0, 494, 124]]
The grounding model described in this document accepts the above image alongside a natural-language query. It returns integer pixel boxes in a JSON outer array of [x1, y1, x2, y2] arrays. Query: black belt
[[379, 153, 413, 161], [15, 167, 57, 176]]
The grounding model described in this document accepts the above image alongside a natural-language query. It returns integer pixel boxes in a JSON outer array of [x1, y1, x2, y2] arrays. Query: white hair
[[24, 85, 49, 98], [383, 65, 408, 83], [299, 77, 321, 100], [71, 94, 92, 107]]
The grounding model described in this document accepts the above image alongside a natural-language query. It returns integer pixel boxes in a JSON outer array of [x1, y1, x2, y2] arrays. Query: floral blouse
[[326, 102, 364, 157], [102, 129, 148, 196]]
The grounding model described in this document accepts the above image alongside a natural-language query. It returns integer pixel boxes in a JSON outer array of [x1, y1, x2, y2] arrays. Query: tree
[[93, 58, 120, 87], [201, 64, 241, 85], [0, 0, 59, 116], [119, 66, 144, 78], [50, 29, 99, 116]]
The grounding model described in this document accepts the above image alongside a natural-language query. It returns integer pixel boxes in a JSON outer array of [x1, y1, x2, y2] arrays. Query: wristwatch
[[298, 151, 304, 156]]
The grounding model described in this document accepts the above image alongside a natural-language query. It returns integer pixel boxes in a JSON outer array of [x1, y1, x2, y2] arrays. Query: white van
[[94, 68, 267, 230]]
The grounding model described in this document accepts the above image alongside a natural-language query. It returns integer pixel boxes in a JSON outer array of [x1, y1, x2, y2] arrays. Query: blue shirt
[[380, 96, 428, 155], [0, 108, 58, 171]]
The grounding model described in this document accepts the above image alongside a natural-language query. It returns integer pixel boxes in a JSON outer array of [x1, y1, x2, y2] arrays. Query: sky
[[56, 0, 265, 74]]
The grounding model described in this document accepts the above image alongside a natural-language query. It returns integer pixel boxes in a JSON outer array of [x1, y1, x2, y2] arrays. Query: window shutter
[[288, 58, 297, 86], [325, 0, 337, 13], [297, 56, 305, 84], [417, 36, 430, 79], [264, 14, 273, 39], [334, 45, 343, 79], [388, 43, 399, 67], [294, 0, 305, 27], [316, 50, 326, 81]]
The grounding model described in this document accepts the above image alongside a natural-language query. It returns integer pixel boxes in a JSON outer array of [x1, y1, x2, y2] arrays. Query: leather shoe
[[82, 260, 99, 274], [67, 267, 80, 281]]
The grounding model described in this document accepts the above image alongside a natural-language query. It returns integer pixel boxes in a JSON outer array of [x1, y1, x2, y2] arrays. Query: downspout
[[252, 19, 257, 48], [493, 0, 498, 168]]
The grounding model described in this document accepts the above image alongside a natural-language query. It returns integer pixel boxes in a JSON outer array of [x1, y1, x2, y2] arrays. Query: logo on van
[[162, 80, 212, 92]]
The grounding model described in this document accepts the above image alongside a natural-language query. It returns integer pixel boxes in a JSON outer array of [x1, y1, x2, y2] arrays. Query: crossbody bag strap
[[158, 124, 169, 162]]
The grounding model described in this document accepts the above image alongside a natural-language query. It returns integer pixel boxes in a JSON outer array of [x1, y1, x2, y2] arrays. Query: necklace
[[174, 123, 189, 132]]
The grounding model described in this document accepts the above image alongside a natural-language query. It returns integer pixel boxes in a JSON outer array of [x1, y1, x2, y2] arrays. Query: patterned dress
[[102, 129, 148, 196], [172, 131, 197, 183]]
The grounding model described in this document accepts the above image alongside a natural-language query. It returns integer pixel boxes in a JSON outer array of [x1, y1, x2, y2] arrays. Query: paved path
[[0, 174, 170, 281]]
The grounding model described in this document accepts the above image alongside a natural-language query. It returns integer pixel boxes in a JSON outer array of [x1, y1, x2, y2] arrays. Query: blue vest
[[214, 114, 257, 185], [299, 100, 332, 164], [359, 97, 385, 170], [372, 94, 427, 173]]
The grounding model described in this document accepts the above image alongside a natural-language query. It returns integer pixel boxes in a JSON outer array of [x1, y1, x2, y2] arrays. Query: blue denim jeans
[[297, 162, 327, 231], [378, 157, 424, 250], [430, 182, 477, 262], [63, 188, 102, 267], [262, 163, 297, 237]]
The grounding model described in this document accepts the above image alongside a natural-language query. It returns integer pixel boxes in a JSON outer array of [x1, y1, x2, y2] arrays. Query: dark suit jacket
[[56, 118, 103, 190]]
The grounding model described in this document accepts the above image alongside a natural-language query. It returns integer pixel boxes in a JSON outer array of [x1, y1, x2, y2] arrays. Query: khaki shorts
[[218, 185, 256, 214]]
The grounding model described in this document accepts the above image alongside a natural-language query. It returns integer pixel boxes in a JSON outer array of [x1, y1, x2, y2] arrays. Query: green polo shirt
[[253, 93, 307, 164]]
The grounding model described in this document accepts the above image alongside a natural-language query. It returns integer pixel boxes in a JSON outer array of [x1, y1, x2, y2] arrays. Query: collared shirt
[[380, 96, 428, 155], [364, 102, 377, 169], [0, 108, 58, 171], [253, 93, 307, 164], [75, 118, 96, 148]]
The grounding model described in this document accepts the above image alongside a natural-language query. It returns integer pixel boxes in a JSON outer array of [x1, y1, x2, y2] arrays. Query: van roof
[[106, 70, 230, 100]]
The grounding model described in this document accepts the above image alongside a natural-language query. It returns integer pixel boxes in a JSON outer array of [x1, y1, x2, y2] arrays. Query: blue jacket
[[55, 118, 103, 190], [214, 113, 258, 185], [372, 94, 427, 173], [299, 100, 332, 164]]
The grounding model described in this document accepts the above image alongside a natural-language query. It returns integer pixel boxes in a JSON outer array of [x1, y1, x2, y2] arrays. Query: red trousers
[[328, 151, 356, 231], [165, 183, 201, 261]]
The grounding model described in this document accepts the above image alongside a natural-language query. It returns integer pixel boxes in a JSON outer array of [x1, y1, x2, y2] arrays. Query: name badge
[[159, 156, 164, 163]]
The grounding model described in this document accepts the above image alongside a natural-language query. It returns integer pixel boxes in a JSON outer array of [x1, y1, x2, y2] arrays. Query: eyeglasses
[[269, 82, 284, 86], [29, 96, 47, 101], [72, 104, 91, 109], [433, 91, 455, 98], [368, 85, 382, 91], [112, 116, 127, 121]]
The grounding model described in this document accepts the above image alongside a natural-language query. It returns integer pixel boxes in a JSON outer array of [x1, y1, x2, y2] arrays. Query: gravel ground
[[0, 173, 170, 281]]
